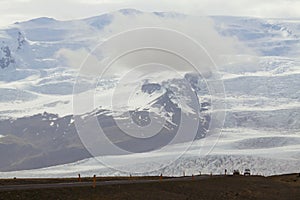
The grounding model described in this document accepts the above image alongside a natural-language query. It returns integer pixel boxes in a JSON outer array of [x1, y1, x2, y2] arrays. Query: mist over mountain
[[0, 9, 299, 174]]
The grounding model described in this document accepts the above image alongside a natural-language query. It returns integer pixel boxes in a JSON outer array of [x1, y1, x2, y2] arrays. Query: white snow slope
[[0, 10, 299, 177]]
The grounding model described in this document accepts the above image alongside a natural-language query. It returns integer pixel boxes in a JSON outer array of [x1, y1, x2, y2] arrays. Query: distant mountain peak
[[118, 8, 143, 15], [26, 17, 57, 24]]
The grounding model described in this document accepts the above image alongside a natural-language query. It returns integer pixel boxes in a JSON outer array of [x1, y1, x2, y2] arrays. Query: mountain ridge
[[0, 10, 299, 173]]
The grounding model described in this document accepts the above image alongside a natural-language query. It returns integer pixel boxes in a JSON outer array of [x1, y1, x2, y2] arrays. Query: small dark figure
[[225, 169, 227, 175], [78, 174, 81, 182], [233, 170, 240, 176]]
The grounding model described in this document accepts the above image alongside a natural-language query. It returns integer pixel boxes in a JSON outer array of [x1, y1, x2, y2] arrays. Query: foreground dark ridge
[[0, 174, 299, 200]]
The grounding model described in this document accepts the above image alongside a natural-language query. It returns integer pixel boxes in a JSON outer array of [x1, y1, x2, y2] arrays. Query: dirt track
[[0, 174, 299, 200]]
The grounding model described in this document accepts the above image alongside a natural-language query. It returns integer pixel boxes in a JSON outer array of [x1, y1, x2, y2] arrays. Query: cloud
[[55, 48, 104, 76], [75, 0, 126, 4], [56, 11, 255, 79], [100, 12, 252, 72]]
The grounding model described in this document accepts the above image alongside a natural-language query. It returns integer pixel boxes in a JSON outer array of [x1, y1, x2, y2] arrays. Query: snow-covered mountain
[[0, 9, 299, 175]]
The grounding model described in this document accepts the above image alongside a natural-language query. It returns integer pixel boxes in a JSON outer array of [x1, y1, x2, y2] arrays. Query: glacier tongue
[[0, 128, 299, 178]]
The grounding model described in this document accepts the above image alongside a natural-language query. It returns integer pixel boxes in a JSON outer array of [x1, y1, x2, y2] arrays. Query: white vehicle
[[244, 169, 251, 176]]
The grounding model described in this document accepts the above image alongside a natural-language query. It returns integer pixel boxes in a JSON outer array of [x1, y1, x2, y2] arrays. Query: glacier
[[0, 9, 299, 176]]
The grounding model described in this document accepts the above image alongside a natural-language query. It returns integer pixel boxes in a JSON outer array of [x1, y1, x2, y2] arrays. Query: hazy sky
[[1, 0, 300, 27]]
